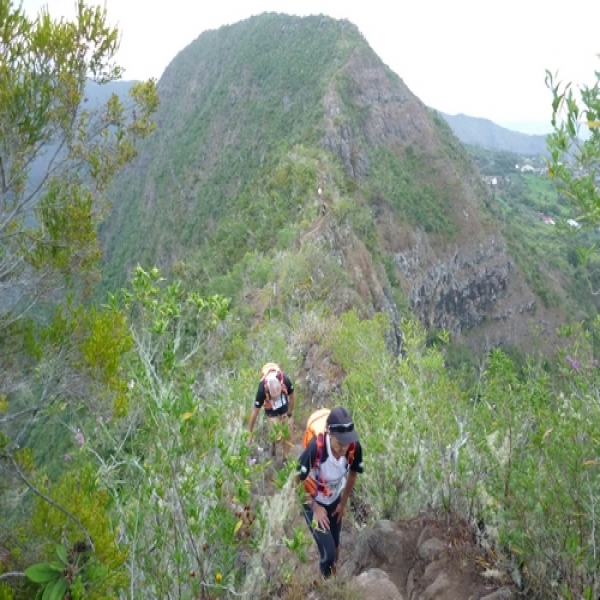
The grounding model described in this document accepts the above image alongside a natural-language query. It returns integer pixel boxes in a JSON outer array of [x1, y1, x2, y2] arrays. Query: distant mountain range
[[439, 112, 548, 156]]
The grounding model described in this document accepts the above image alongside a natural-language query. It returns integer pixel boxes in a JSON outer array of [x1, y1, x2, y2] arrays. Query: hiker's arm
[[248, 405, 260, 441], [297, 440, 318, 503], [332, 470, 357, 522], [341, 471, 357, 507], [248, 381, 266, 442]]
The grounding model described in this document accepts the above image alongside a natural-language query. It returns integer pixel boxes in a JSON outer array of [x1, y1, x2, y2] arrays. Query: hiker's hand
[[332, 501, 346, 523], [312, 503, 330, 530], [247, 433, 253, 445]]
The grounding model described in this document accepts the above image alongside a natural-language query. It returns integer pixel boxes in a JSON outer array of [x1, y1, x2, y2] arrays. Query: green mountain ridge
[[99, 12, 594, 358]]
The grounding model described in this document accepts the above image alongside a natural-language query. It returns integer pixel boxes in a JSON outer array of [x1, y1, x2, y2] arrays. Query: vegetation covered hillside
[[467, 144, 600, 322], [3, 4, 600, 599], [100, 12, 591, 358], [100, 13, 354, 284]]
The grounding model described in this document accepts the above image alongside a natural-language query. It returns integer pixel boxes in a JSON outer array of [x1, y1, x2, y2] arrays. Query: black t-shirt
[[254, 374, 294, 408]]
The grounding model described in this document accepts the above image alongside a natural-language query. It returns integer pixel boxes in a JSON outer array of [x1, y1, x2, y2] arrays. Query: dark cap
[[327, 406, 359, 445]]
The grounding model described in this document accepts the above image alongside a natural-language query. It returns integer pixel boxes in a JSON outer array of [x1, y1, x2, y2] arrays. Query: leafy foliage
[[316, 310, 600, 597], [546, 64, 600, 228], [0, 1, 157, 596], [545, 63, 600, 307]]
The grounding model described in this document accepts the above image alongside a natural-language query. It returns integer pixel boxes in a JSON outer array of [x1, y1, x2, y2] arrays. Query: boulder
[[354, 568, 404, 600]]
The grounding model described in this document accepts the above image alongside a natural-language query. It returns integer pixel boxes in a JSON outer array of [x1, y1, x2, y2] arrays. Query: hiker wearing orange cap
[[248, 362, 295, 457]]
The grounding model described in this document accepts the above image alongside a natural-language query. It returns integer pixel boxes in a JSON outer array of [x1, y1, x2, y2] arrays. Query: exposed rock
[[419, 572, 452, 600], [416, 525, 432, 549], [323, 123, 369, 179], [367, 520, 406, 564], [338, 515, 517, 600], [299, 343, 344, 404], [354, 568, 404, 599], [418, 537, 446, 561]]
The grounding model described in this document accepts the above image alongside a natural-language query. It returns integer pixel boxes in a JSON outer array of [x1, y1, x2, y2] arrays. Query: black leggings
[[302, 497, 342, 577]]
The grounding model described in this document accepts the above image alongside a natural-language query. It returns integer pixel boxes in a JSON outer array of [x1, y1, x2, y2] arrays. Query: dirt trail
[[298, 212, 327, 251]]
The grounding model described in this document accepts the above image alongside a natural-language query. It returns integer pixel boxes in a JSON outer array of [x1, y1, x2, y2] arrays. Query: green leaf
[[46, 576, 67, 600], [41, 582, 52, 600], [55, 544, 68, 565], [25, 563, 60, 583]]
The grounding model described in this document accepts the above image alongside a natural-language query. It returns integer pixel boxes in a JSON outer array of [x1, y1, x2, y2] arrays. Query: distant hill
[[439, 112, 548, 156]]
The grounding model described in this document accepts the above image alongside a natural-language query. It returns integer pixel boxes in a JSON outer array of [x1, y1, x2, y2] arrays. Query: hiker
[[247, 363, 295, 457], [297, 406, 364, 578]]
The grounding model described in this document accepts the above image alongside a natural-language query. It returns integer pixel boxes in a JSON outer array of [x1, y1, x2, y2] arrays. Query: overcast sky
[[20, 0, 599, 134]]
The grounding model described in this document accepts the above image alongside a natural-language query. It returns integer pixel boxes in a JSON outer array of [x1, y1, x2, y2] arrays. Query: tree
[[546, 61, 600, 227], [0, 0, 158, 432], [0, 1, 157, 593]]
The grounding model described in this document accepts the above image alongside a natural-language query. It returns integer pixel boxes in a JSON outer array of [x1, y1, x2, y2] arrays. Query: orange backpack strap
[[315, 432, 325, 468], [347, 441, 356, 467], [303, 432, 331, 499]]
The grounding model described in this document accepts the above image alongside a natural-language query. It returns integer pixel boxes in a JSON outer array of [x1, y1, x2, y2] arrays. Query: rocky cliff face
[[317, 45, 562, 353], [396, 233, 545, 350]]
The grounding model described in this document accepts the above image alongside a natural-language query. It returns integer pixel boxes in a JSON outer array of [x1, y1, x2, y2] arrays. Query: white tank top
[[310, 434, 349, 505]]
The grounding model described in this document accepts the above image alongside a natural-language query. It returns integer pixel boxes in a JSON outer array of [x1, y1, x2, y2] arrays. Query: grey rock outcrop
[[340, 519, 516, 600]]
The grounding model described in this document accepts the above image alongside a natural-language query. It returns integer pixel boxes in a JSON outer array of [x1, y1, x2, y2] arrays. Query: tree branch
[[0, 572, 26, 581], [9, 453, 96, 553], [0, 156, 6, 194], [0, 405, 40, 424], [12, 370, 57, 448]]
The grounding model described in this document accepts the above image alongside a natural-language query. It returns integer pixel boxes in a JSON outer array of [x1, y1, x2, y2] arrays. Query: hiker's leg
[[282, 413, 293, 459], [302, 503, 337, 577], [267, 416, 279, 457], [328, 500, 343, 574]]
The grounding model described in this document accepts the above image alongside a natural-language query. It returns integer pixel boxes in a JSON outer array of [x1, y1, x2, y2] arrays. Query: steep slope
[[441, 112, 548, 155], [101, 13, 344, 282], [99, 13, 576, 354]]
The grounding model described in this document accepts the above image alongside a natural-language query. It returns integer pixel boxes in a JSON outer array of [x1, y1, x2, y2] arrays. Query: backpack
[[302, 408, 355, 498], [261, 362, 284, 383], [260, 363, 288, 405]]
